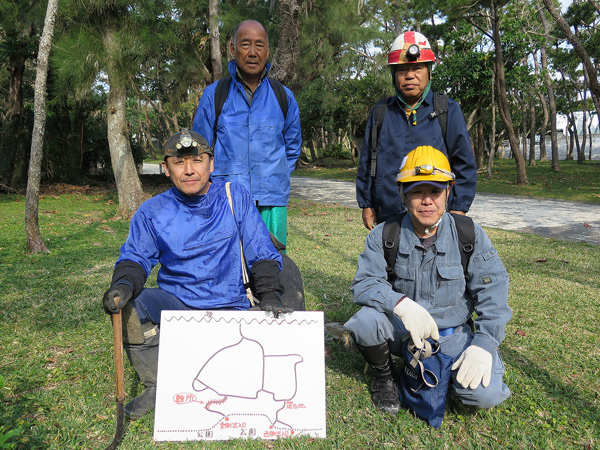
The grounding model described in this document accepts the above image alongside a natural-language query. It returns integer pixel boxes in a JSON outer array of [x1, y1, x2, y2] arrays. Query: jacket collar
[[398, 212, 452, 255]]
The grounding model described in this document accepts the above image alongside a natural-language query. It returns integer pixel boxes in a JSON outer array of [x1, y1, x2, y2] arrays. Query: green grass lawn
[[1, 181, 599, 449], [294, 158, 600, 204]]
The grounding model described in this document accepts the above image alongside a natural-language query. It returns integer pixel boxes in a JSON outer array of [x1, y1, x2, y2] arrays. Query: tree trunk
[[25, 0, 59, 253], [491, 0, 527, 185], [529, 98, 537, 166], [0, 48, 28, 187], [209, 0, 222, 81], [104, 26, 145, 217], [536, 0, 560, 170], [513, 89, 528, 159], [487, 68, 496, 178], [269, 0, 303, 86], [531, 46, 548, 162], [536, 91, 549, 161], [542, 0, 600, 120]]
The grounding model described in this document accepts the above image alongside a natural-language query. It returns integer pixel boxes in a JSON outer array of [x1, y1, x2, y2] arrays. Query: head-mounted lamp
[[406, 44, 420, 61], [176, 131, 199, 150], [396, 165, 456, 184]]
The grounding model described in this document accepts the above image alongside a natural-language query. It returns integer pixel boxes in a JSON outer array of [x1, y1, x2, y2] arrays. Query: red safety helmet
[[388, 31, 436, 66]]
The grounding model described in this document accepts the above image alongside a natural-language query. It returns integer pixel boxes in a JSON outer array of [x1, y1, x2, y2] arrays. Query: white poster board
[[153, 310, 326, 441]]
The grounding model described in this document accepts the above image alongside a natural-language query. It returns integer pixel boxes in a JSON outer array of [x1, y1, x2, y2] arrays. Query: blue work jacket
[[193, 60, 302, 207], [356, 91, 477, 221], [351, 213, 511, 355], [116, 179, 282, 310]]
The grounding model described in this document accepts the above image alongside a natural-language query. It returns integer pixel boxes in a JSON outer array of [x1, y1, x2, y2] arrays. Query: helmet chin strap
[[424, 216, 443, 236]]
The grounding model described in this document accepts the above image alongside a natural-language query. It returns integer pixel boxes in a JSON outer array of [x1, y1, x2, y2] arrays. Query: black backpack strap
[[430, 92, 448, 146], [370, 98, 389, 178], [450, 213, 475, 279], [213, 75, 233, 146], [382, 212, 406, 282], [267, 77, 289, 120]]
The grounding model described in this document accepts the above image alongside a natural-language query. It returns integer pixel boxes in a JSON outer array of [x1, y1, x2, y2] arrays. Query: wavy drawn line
[[162, 315, 319, 326]]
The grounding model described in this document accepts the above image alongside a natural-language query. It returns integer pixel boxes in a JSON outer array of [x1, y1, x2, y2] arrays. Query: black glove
[[103, 283, 133, 314], [258, 293, 293, 314]]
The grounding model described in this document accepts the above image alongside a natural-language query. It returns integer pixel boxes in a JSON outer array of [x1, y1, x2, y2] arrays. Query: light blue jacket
[[193, 60, 302, 207], [116, 179, 282, 310], [351, 213, 511, 355]]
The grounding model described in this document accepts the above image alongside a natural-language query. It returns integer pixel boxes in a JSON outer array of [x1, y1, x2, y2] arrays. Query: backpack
[[213, 75, 289, 146], [370, 92, 448, 178], [382, 212, 474, 283]]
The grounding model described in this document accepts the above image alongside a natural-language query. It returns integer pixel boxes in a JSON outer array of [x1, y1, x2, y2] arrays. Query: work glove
[[258, 293, 293, 315], [102, 283, 133, 314], [393, 296, 439, 348], [452, 345, 493, 389]]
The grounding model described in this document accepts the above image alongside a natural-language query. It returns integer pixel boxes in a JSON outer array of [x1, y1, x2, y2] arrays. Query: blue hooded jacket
[[193, 60, 302, 207], [116, 179, 282, 310]]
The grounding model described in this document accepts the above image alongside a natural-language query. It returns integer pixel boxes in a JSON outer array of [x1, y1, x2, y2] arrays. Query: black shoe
[[371, 377, 400, 414], [124, 386, 156, 421]]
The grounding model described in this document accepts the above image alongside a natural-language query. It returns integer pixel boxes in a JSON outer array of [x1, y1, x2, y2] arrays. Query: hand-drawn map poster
[[153, 310, 326, 441]]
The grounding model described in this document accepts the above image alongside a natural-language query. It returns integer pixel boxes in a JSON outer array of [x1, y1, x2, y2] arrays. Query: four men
[[104, 26, 511, 426]]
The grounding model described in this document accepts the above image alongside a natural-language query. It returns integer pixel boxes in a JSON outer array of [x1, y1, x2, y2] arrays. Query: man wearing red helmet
[[356, 31, 477, 230]]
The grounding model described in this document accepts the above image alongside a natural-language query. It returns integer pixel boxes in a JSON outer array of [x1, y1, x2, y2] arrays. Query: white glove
[[452, 345, 493, 389], [393, 297, 439, 348]]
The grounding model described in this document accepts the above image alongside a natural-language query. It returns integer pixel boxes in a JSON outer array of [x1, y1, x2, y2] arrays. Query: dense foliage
[[0, 0, 599, 188]]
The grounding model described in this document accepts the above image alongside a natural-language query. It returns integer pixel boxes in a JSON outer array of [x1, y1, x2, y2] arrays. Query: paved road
[[142, 164, 600, 245], [289, 176, 600, 246]]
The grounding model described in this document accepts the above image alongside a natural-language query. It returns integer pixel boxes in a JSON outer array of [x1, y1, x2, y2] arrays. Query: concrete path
[[290, 176, 600, 246]]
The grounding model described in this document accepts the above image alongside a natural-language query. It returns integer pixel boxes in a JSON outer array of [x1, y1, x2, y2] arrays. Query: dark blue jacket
[[356, 90, 476, 221]]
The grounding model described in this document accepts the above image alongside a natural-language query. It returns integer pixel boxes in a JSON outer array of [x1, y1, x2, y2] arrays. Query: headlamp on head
[[415, 164, 433, 175], [176, 131, 198, 150], [406, 44, 420, 61], [163, 128, 213, 158]]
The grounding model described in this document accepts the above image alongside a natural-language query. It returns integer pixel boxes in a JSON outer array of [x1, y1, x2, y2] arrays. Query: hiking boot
[[371, 376, 400, 414], [124, 386, 157, 421], [355, 341, 401, 415], [124, 329, 159, 421]]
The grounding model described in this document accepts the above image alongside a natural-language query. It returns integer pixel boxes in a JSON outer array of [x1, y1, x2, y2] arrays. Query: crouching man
[[102, 129, 290, 420], [345, 146, 511, 421]]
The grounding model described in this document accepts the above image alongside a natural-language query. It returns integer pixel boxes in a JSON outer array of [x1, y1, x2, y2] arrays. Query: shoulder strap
[[450, 213, 475, 279], [382, 212, 406, 282], [213, 75, 233, 146], [267, 77, 289, 120], [224, 182, 258, 306], [431, 92, 448, 146], [370, 98, 390, 178], [213, 75, 288, 145], [383, 212, 475, 282]]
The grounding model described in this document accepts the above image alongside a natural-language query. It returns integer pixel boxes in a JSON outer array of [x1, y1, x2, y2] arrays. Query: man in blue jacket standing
[[193, 20, 302, 248], [356, 31, 476, 230], [102, 130, 290, 420]]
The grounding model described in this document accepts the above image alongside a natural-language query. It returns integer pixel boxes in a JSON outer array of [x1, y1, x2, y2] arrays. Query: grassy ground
[[294, 158, 600, 204], [1, 177, 599, 449]]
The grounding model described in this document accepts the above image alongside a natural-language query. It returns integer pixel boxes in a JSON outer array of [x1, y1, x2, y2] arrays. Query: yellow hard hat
[[396, 146, 455, 185]]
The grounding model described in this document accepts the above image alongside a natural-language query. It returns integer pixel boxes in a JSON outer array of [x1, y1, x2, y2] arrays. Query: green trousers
[[257, 205, 288, 250]]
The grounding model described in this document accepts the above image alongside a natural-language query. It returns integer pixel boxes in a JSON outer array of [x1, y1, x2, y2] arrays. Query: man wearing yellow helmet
[[356, 31, 477, 230], [345, 147, 511, 424]]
